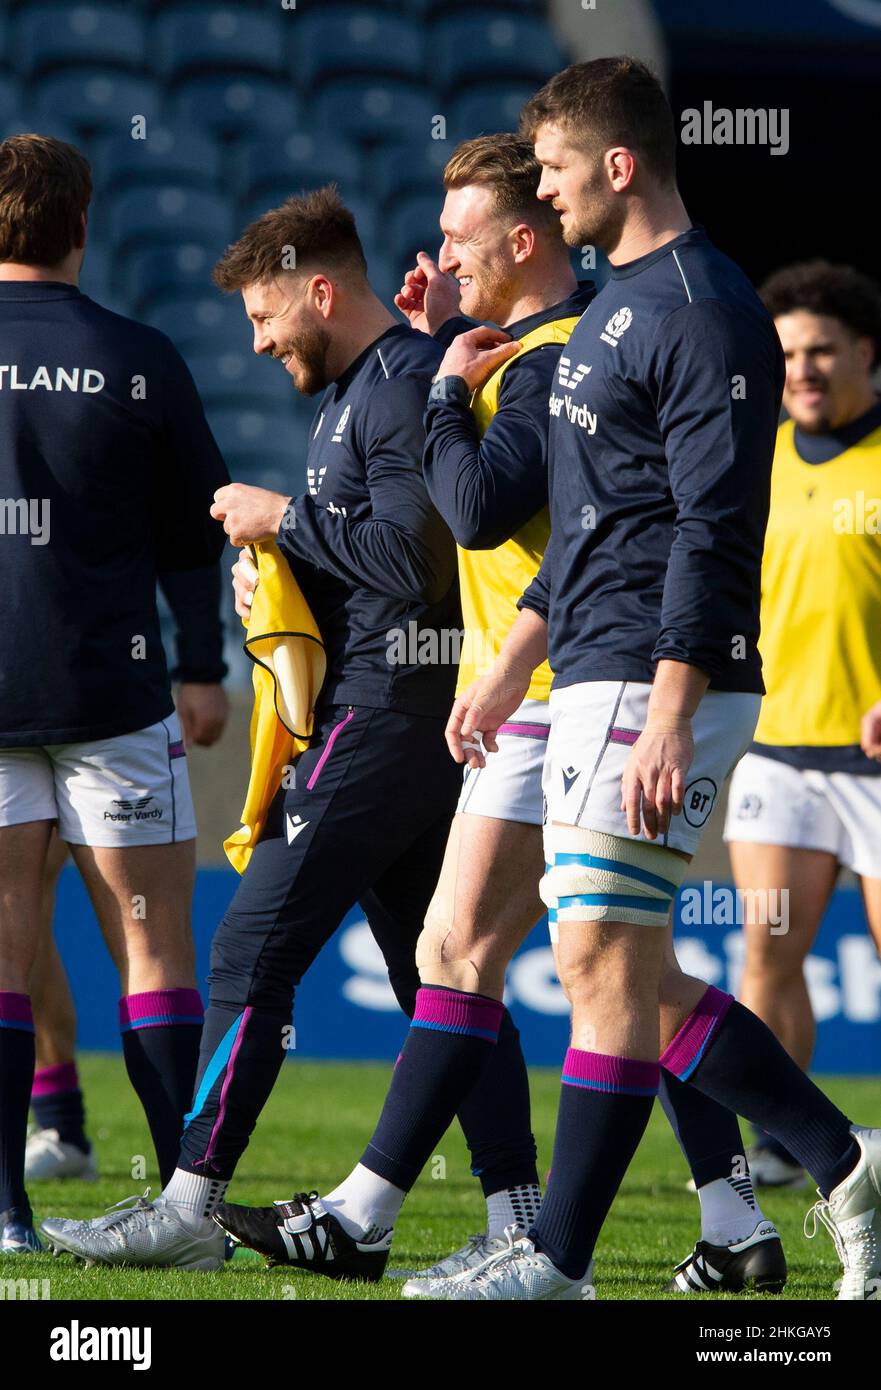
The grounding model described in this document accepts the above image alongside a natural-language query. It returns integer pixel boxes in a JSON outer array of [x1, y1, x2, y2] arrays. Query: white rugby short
[[543, 681, 761, 855], [0, 713, 196, 846], [724, 750, 881, 880], [457, 697, 549, 826]]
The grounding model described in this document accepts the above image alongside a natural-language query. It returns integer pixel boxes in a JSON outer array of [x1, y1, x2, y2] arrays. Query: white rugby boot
[[804, 1126, 881, 1300], [25, 1128, 98, 1182], [41, 1190, 225, 1271], [416, 1225, 595, 1301], [401, 1230, 525, 1298]]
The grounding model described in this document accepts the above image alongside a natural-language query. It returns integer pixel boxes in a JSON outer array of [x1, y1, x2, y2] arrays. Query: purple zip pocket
[[306, 707, 355, 790]]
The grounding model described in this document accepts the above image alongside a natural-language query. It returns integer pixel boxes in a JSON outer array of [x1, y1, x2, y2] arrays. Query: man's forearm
[[645, 659, 710, 728], [496, 606, 549, 682]]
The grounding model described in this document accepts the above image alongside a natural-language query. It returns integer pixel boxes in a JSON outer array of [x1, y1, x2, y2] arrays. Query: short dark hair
[[443, 133, 561, 234], [760, 260, 881, 368], [520, 56, 676, 187], [213, 183, 368, 292], [0, 133, 91, 266]]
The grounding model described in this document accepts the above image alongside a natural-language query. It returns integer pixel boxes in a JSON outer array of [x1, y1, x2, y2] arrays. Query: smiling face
[[437, 184, 519, 321], [241, 275, 332, 396], [776, 309, 876, 433], [533, 122, 625, 253]]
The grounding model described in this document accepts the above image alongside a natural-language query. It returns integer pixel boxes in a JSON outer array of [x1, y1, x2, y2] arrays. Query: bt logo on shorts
[[682, 777, 717, 827], [103, 797, 162, 824]]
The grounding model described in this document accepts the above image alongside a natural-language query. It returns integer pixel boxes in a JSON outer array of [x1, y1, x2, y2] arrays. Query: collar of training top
[[608, 225, 708, 280], [794, 395, 881, 464], [0, 280, 82, 301]]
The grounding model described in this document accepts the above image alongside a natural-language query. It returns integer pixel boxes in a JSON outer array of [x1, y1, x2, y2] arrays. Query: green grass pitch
[[11, 1056, 880, 1301]]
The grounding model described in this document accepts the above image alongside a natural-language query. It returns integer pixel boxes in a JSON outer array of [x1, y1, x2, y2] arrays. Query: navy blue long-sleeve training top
[[423, 285, 595, 550], [520, 228, 785, 693], [0, 281, 229, 746], [276, 322, 459, 717]]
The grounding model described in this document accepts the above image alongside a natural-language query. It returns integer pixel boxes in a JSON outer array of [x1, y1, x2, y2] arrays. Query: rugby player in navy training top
[[439, 59, 881, 1301], [26, 564, 230, 1186], [0, 134, 229, 1254], [41, 186, 537, 1272]]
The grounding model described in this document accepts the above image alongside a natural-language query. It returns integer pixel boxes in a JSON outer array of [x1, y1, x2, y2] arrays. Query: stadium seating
[[110, 186, 232, 253], [145, 295, 252, 354], [385, 193, 444, 270], [431, 14, 566, 94], [233, 131, 362, 207], [155, 6, 286, 85], [171, 75, 300, 139], [369, 136, 451, 209], [291, 8, 425, 91], [16, 5, 146, 81], [312, 78, 436, 144], [33, 71, 162, 137], [451, 84, 538, 141], [123, 243, 225, 313], [185, 348, 291, 409], [91, 127, 222, 194]]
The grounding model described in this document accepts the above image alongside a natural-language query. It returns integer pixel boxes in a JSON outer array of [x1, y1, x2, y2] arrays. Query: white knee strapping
[[540, 826, 688, 932]]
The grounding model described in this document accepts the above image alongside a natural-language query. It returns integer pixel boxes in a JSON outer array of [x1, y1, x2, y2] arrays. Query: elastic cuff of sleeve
[[428, 375, 470, 406]]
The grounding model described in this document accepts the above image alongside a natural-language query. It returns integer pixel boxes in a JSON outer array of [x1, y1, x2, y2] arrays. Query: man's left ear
[[511, 223, 535, 265]]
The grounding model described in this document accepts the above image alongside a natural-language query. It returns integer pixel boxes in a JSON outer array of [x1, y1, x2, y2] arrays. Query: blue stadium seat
[[384, 193, 444, 269], [186, 349, 290, 408], [369, 135, 449, 208], [16, 5, 146, 80], [0, 79, 18, 124], [145, 295, 252, 353], [78, 245, 114, 305], [234, 130, 362, 204], [91, 127, 222, 194], [451, 83, 537, 141], [33, 71, 162, 137], [172, 76, 300, 139], [0, 113, 81, 145], [123, 242, 222, 311], [108, 187, 234, 259], [155, 6, 286, 84], [431, 14, 566, 93], [292, 7, 424, 90], [312, 78, 435, 145]]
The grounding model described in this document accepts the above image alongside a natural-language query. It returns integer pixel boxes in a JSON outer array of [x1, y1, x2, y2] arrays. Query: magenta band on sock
[[561, 1047, 660, 1096], [0, 991, 34, 1033], [411, 987, 503, 1042], [32, 1061, 79, 1097], [118, 988, 204, 1033], [660, 985, 734, 1081]]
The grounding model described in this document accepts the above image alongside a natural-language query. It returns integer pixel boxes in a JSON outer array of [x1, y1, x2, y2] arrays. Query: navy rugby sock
[[119, 989, 204, 1186], [0, 993, 36, 1218]]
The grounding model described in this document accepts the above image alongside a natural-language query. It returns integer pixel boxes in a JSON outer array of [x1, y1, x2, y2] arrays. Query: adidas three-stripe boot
[[214, 1191, 392, 1282], [667, 1220, 787, 1294]]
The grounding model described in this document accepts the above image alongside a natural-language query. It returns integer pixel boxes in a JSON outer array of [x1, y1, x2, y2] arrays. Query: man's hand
[[861, 699, 881, 760], [176, 683, 229, 747], [621, 718, 694, 840], [446, 661, 532, 769], [436, 325, 521, 394], [395, 252, 460, 335], [210, 484, 291, 548], [231, 547, 259, 621]]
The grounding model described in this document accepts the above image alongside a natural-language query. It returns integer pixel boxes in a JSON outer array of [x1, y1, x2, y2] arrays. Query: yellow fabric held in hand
[[224, 540, 326, 874]]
